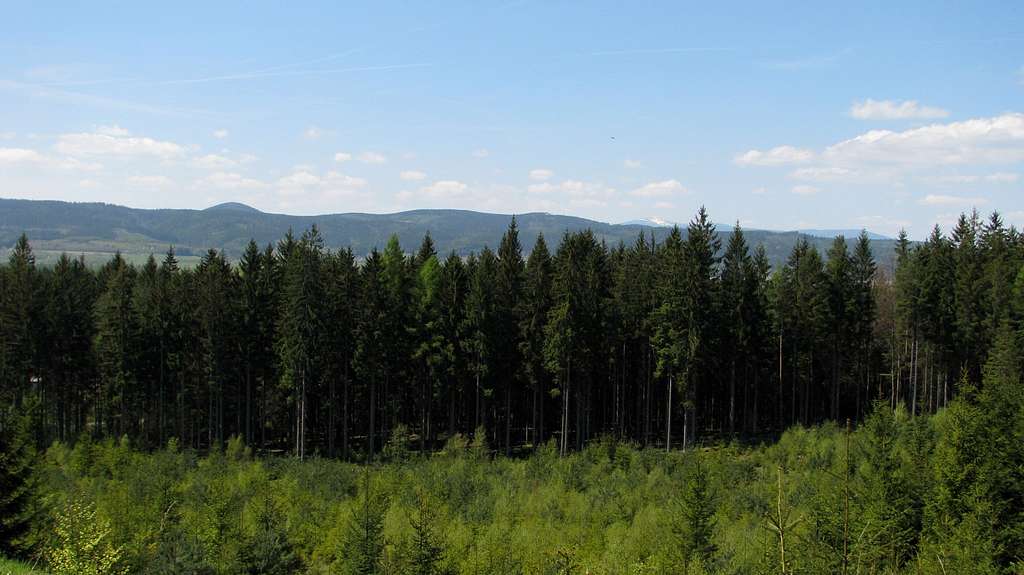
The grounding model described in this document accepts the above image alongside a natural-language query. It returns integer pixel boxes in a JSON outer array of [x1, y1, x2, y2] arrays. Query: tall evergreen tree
[[355, 250, 388, 460], [93, 253, 138, 438], [278, 228, 325, 458], [520, 234, 552, 445], [438, 252, 468, 438], [495, 218, 525, 455]]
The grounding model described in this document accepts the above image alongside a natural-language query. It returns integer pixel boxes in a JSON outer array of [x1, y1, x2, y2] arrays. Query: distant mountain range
[[620, 218, 891, 240], [0, 198, 900, 269]]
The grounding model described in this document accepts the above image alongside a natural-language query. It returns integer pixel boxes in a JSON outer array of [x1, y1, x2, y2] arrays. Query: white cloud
[[127, 175, 173, 189], [213, 129, 229, 139], [850, 99, 949, 120], [304, 126, 323, 140], [276, 169, 367, 197], [919, 194, 988, 207], [530, 180, 616, 209], [822, 113, 1024, 166], [334, 152, 352, 162], [0, 147, 44, 163], [746, 113, 1024, 193], [789, 166, 856, 181], [95, 125, 130, 137], [0, 132, 15, 140], [324, 170, 368, 189], [400, 170, 427, 181], [0, 147, 102, 171], [630, 179, 686, 197], [278, 171, 323, 194], [472, 148, 489, 158], [987, 172, 1020, 183], [195, 171, 267, 191], [624, 158, 643, 169], [529, 168, 554, 181], [358, 151, 387, 164], [928, 172, 1020, 184], [420, 180, 469, 199], [654, 201, 674, 209], [734, 145, 814, 166], [55, 129, 184, 160], [855, 215, 912, 234], [791, 185, 820, 195], [192, 153, 236, 170], [752, 187, 768, 195]]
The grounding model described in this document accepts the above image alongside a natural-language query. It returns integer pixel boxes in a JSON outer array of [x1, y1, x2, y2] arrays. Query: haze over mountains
[[0, 198, 900, 269]]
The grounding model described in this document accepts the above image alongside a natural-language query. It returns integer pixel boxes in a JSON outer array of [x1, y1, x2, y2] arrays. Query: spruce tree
[[438, 252, 467, 438], [407, 491, 445, 575], [93, 253, 138, 438], [464, 248, 497, 441], [825, 235, 852, 421], [1, 234, 36, 409], [495, 218, 525, 455], [651, 226, 689, 450], [681, 207, 720, 445], [673, 456, 717, 569], [0, 409, 34, 557], [356, 250, 388, 460], [520, 234, 552, 446], [338, 473, 388, 575], [720, 223, 751, 434]]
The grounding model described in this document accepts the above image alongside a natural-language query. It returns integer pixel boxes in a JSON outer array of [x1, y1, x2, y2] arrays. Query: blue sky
[[1, 1, 1022, 238]]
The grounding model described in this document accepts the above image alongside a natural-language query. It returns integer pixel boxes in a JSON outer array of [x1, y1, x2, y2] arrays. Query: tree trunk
[[666, 375, 673, 453]]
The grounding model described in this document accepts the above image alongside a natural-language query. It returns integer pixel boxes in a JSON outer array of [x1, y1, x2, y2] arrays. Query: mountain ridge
[[0, 198, 901, 269]]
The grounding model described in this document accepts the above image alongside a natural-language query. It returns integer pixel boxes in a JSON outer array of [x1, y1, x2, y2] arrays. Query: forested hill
[[0, 198, 899, 268]]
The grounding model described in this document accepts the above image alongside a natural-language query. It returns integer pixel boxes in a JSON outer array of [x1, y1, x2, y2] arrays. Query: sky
[[0, 1, 1022, 239]]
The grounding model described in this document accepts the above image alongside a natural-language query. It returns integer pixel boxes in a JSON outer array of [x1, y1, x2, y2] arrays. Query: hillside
[[0, 198, 900, 269]]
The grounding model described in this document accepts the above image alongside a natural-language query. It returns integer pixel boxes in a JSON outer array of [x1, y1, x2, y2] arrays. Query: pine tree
[[44, 254, 96, 442], [278, 228, 327, 458], [337, 473, 388, 575], [238, 241, 267, 448], [825, 235, 852, 421], [952, 211, 986, 383], [681, 207, 720, 445], [673, 456, 717, 569], [322, 247, 359, 458], [194, 249, 240, 448], [438, 252, 467, 439], [381, 234, 413, 443], [495, 218, 525, 455], [412, 248, 444, 453], [520, 235, 552, 446], [720, 223, 751, 435], [651, 226, 689, 450], [240, 490, 300, 575], [0, 409, 34, 557], [1, 234, 37, 409], [776, 239, 827, 425], [850, 232, 877, 418], [356, 250, 388, 460], [464, 248, 497, 442], [93, 253, 138, 438], [407, 491, 445, 575]]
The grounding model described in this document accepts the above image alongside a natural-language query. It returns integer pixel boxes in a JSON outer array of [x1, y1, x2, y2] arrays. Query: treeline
[[0, 207, 1021, 458]]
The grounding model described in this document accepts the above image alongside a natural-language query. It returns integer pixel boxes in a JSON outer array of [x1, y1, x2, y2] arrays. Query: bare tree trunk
[[729, 359, 736, 435], [666, 375, 673, 453]]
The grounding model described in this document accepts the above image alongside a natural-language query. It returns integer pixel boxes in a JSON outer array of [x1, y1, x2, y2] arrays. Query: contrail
[[589, 47, 734, 57], [153, 62, 434, 86]]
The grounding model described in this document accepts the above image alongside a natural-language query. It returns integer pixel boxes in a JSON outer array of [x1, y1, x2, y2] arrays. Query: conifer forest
[[1, 207, 1023, 574]]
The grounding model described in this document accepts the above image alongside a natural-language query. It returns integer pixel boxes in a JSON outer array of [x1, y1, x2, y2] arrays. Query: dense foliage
[[11, 383, 1024, 574], [1, 206, 1023, 572]]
